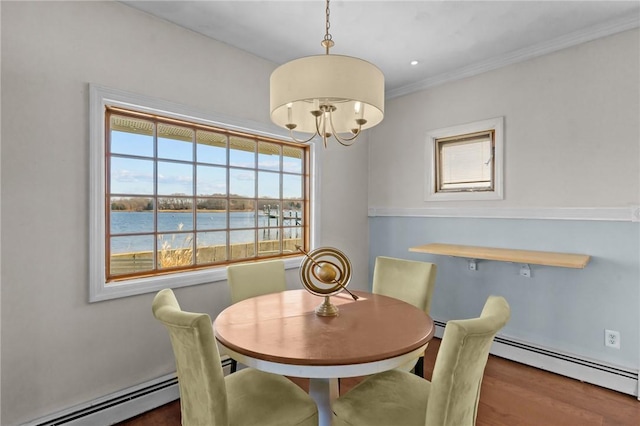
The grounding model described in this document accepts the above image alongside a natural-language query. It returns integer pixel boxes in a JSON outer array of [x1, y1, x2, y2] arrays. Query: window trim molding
[[424, 117, 504, 202], [89, 84, 320, 302]]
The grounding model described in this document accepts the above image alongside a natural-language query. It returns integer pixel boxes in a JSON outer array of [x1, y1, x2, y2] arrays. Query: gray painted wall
[[369, 30, 639, 209], [0, 2, 369, 424]]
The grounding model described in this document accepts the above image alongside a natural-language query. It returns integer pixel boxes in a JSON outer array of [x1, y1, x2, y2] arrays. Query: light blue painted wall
[[369, 216, 639, 369]]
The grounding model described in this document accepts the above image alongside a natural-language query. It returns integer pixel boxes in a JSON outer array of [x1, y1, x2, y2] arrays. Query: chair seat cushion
[[332, 369, 431, 426], [226, 369, 318, 426]]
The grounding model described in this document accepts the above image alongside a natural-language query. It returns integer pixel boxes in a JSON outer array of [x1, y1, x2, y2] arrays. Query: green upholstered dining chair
[[332, 295, 510, 426], [227, 259, 287, 304], [152, 288, 318, 426], [225, 259, 287, 372], [371, 256, 437, 377]]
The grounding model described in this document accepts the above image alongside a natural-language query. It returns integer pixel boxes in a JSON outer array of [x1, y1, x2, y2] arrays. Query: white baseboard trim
[[433, 321, 639, 397], [22, 358, 235, 426], [21, 374, 179, 426], [368, 206, 637, 222], [21, 332, 639, 426]]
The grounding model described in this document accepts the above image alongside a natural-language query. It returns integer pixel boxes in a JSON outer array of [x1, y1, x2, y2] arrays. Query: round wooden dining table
[[214, 289, 435, 426]]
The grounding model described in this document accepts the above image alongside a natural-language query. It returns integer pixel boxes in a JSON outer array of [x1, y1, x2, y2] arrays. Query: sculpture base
[[315, 296, 339, 317]]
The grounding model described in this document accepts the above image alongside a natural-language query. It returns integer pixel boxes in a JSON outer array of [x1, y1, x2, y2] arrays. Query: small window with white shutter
[[425, 117, 504, 201]]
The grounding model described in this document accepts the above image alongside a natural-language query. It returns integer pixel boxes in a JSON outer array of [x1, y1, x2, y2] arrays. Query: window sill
[[425, 190, 503, 202], [90, 255, 305, 302]]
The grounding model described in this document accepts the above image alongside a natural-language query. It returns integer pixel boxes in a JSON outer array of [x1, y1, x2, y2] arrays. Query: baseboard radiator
[[24, 329, 638, 425], [433, 320, 639, 398], [23, 358, 234, 426]]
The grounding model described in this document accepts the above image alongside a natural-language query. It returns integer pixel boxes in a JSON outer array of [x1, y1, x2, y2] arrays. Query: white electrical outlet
[[604, 329, 620, 349]]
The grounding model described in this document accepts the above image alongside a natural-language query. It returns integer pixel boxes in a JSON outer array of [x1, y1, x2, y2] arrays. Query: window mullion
[[191, 126, 197, 266], [153, 118, 159, 272]]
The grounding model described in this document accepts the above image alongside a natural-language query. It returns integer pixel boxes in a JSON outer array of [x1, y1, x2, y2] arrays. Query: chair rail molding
[[367, 206, 636, 222]]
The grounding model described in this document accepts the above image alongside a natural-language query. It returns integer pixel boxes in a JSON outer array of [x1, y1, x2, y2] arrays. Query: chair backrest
[[152, 289, 228, 426], [425, 295, 510, 426], [227, 259, 286, 304], [372, 256, 437, 315]]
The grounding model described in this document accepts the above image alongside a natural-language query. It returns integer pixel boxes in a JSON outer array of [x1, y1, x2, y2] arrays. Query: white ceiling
[[121, 1, 639, 98]]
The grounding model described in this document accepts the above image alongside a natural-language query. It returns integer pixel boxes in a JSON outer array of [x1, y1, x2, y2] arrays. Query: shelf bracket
[[519, 264, 531, 278], [468, 259, 478, 271]]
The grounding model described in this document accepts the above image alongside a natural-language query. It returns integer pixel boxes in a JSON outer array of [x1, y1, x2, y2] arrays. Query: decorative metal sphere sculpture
[[296, 245, 357, 316]]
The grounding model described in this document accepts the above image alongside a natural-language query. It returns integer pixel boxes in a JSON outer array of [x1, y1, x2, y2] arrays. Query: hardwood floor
[[117, 338, 640, 425]]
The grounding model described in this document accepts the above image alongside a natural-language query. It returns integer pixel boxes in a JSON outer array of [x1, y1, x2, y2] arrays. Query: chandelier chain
[[322, 0, 334, 53]]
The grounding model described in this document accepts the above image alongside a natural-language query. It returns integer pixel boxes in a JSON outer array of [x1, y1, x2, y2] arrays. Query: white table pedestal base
[[308, 378, 339, 426]]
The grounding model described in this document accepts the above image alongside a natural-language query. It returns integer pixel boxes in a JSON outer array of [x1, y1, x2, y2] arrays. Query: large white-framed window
[[425, 117, 504, 201], [89, 84, 319, 302]]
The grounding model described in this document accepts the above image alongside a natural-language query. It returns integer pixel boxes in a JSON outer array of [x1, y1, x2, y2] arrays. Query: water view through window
[[106, 107, 309, 281]]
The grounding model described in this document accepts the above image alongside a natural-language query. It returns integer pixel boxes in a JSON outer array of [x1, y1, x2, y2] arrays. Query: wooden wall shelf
[[409, 243, 590, 269]]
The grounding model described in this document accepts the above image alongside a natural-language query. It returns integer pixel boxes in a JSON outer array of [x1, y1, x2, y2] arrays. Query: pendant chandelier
[[270, 0, 385, 148]]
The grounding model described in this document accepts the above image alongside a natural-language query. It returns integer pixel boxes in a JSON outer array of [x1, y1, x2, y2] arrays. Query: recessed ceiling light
[[410, 60, 419, 66]]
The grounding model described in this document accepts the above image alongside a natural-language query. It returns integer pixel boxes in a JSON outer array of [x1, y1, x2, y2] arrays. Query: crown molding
[[387, 14, 640, 99]]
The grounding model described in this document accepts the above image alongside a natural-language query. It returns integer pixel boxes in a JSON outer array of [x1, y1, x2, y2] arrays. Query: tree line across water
[[111, 196, 302, 212]]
